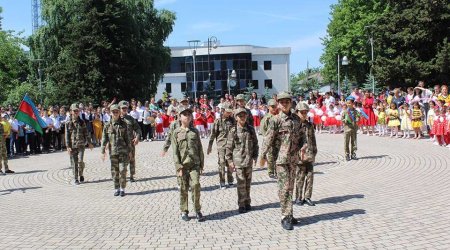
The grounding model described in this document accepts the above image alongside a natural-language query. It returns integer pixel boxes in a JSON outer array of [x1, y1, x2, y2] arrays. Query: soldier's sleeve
[[208, 120, 218, 149], [132, 119, 142, 138], [225, 127, 235, 162], [65, 123, 72, 148], [163, 122, 174, 152], [196, 130, 204, 170], [250, 126, 259, 161], [247, 109, 254, 126], [100, 124, 109, 154], [309, 124, 318, 155], [261, 118, 278, 158], [171, 129, 183, 171], [260, 116, 267, 135]]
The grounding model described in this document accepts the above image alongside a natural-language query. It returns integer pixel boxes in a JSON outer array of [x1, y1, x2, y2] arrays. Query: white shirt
[[129, 110, 140, 120], [50, 114, 61, 130], [215, 112, 221, 119], [9, 119, 19, 132], [251, 109, 259, 116], [102, 113, 110, 123], [136, 106, 145, 122], [42, 116, 53, 127], [155, 117, 163, 124]]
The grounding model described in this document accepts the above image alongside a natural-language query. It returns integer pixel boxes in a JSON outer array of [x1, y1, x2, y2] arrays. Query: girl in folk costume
[[400, 103, 412, 138], [427, 101, 437, 142], [313, 104, 324, 133], [432, 107, 447, 146], [324, 103, 338, 133], [169, 109, 177, 124], [206, 108, 215, 137], [251, 104, 261, 134], [362, 91, 377, 135], [155, 112, 164, 141], [161, 110, 170, 136], [376, 106, 387, 136], [193, 107, 206, 138], [387, 102, 401, 138], [411, 102, 423, 139], [93, 112, 103, 146], [355, 102, 365, 132]]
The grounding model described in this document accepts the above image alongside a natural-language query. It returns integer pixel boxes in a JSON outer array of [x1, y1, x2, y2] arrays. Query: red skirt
[[324, 117, 337, 126], [433, 120, 448, 136], [253, 115, 260, 127], [156, 123, 163, 133], [313, 115, 322, 125], [362, 108, 377, 126]]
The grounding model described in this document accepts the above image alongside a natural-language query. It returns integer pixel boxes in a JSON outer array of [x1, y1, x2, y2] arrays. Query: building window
[[264, 61, 272, 70], [181, 82, 186, 92], [251, 80, 259, 89], [252, 61, 258, 71], [165, 83, 172, 93], [264, 79, 273, 89]]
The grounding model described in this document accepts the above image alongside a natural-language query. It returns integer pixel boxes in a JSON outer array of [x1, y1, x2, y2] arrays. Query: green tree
[[372, 0, 450, 86], [29, 0, 175, 105], [290, 67, 323, 96], [320, 0, 387, 85]]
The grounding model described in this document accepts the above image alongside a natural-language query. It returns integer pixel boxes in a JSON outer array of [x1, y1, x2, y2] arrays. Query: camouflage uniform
[[0, 123, 10, 173], [208, 104, 235, 186], [119, 101, 142, 180], [225, 108, 258, 209], [294, 103, 317, 202], [171, 106, 204, 214], [260, 92, 306, 225], [342, 105, 360, 158], [66, 104, 91, 182], [260, 99, 278, 176], [101, 106, 131, 190]]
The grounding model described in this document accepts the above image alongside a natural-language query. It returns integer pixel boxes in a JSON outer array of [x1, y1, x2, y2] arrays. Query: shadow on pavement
[[358, 155, 389, 160], [0, 186, 42, 195], [316, 194, 365, 204], [314, 161, 338, 166], [84, 178, 112, 184], [206, 202, 280, 221], [202, 179, 276, 192], [136, 175, 174, 182], [127, 187, 178, 196], [13, 170, 48, 175], [298, 209, 366, 226]]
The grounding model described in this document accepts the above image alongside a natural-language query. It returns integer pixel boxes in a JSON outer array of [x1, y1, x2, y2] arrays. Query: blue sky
[[0, 0, 336, 74]]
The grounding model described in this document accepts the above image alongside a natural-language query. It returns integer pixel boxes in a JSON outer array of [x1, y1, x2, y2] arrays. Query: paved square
[[1, 134, 449, 249]]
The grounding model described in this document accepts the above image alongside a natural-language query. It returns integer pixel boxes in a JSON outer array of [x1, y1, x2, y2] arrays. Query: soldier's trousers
[[295, 162, 314, 200], [267, 149, 277, 176], [128, 145, 136, 178], [0, 138, 9, 171], [70, 147, 85, 180], [344, 128, 357, 155], [217, 148, 234, 184], [276, 164, 296, 217], [110, 154, 128, 189], [236, 167, 252, 207], [179, 166, 201, 213]]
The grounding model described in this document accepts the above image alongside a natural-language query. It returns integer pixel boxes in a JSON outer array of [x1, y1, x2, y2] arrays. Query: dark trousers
[[143, 124, 152, 140], [17, 136, 26, 154], [43, 130, 51, 152], [138, 121, 144, 140], [26, 133, 36, 154], [5, 137, 11, 156], [52, 130, 62, 150], [35, 132, 42, 153]]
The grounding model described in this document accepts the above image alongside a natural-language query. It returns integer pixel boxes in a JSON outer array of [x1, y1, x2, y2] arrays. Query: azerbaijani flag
[[15, 94, 47, 134]]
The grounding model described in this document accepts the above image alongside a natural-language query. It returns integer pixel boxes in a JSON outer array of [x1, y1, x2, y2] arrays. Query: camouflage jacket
[[300, 119, 317, 163], [163, 120, 194, 152], [208, 116, 236, 149], [171, 126, 204, 171], [225, 124, 259, 168], [260, 113, 275, 136], [123, 114, 142, 141], [244, 108, 254, 127], [101, 118, 131, 156], [261, 111, 306, 165], [65, 117, 91, 149]]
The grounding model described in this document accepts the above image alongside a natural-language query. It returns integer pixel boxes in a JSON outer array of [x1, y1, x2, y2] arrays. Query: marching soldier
[[260, 92, 307, 231], [207, 103, 235, 189], [118, 100, 141, 182], [101, 104, 132, 197], [225, 108, 258, 213], [65, 103, 93, 184], [0, 119, 14, 175], [171, 105, 205, 222], [235, 94, 254, 126], [259, 99, 279, 178], [342, 96, 361, 161], [294, 102, 317, 206]]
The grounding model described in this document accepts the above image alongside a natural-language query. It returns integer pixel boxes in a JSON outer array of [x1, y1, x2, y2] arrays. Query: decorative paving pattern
[[0, 134, 449, 249]]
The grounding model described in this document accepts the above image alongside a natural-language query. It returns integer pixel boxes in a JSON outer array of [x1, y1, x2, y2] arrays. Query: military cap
[[118, 100, 129, 108], [277, 92, 292, 101], [268, 99, 277, 106], [235, 94, 245, 101], [70, 103, 79, 111], [180, 97, 189, 104], [178, 105, 192, 115], [110, 104, 120, 111], [234, 108, 247, 116], [223, 103, 233, 113], [295, 102, 309, 112]]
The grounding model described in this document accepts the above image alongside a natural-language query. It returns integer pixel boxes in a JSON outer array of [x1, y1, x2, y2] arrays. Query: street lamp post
[[342, 56, 349, 95], [188, 40, 201, 100], [206, 36, 218, 96], [227, 69, 237, 96], [365, 25, 375, 93], [337, 54, 340, 95], [32, 58, 45, 104]]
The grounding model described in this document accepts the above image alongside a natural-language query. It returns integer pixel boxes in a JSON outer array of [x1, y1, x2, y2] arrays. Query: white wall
[[252, 54, 290, 97], [155, 73, 186, 101]]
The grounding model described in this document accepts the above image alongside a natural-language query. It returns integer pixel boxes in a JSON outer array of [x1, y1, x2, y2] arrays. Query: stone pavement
[[0, 134, 449, 249]]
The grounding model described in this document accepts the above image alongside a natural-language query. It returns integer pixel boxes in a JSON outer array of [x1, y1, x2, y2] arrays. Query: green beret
[[295, 102, 309, 112], [110, 104, 120, 111], [70, 103, 79, 111], [268, 99, 277, 106], [234, 108, 247, 116], [178, 105, 192, 115], [223, 103, 233, 113], [235, 94, 245, 101], [277, 92, 292, 101], [118, 100, 129, 108]]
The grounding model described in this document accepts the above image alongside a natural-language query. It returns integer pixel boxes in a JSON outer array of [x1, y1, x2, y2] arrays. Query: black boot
[[181, 212, 190, 221], [345, 154, 351, 161], [351, 153, 358, 160], [281, 216, 293, 230], [238, 207, 247, 213], [79, 176, 84, 183], [245, 204, 252, 211], [196, 212, 205, 222], [114, 190, 120, 196], [305, 198, 315, 206]]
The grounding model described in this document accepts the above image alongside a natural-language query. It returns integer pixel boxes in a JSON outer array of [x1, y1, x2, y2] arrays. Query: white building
[[155, 45, 291, 100]]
